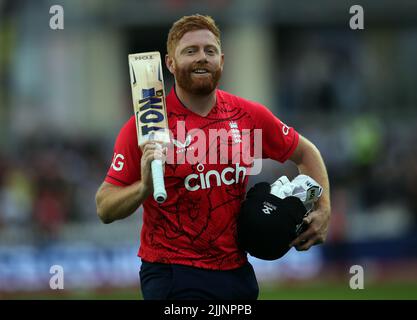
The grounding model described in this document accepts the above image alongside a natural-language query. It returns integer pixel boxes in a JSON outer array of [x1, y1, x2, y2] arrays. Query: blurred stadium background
[[1, 0, 417, 299]]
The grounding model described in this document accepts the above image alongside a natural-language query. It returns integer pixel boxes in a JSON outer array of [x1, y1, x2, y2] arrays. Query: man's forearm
[[289, 135, 331, 249], [96, 181, 151, 223], [297, 142, 331, 212]]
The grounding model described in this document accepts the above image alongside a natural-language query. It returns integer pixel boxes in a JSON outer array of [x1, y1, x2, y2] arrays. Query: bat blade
[[128, 52, 169, 203], [129, 52, 170, 144]]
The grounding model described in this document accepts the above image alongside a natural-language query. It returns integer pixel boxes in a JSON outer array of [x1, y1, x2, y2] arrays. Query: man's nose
[[195, 49, 208, 63]]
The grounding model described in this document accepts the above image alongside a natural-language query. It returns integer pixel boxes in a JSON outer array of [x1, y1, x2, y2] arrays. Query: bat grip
[[151, 159, 167, 203]]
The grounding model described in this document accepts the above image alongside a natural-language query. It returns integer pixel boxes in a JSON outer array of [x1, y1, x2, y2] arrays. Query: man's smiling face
[[168, 29, 224, 95]]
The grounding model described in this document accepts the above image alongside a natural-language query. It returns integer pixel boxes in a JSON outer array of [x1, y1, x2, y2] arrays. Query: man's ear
[[165, 54, 175, 74]]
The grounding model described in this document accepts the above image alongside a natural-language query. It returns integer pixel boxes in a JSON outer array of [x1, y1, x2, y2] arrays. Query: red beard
[[174, 61, 222, 95]]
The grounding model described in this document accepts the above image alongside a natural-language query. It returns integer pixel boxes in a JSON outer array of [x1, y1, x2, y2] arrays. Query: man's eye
[[186, 49, 195, 54]]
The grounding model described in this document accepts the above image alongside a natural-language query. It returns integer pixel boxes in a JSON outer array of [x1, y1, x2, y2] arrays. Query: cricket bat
[[128, 52, 170, 203]]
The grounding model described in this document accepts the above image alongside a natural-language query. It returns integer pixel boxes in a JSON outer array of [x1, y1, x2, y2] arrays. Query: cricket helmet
[[237, 182, 307, 260]]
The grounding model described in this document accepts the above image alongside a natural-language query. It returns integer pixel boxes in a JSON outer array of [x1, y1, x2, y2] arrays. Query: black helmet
[[237, 182, 307, 260]]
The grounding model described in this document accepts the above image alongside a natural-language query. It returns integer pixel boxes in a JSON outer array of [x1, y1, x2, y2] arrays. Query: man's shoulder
[[217, 89, 265, 109], [117, 115, 137, 138], [217, 89, 269, 115]]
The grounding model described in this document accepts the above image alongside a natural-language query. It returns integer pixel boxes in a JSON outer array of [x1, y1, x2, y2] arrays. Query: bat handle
[[151, 159, 167, 203]]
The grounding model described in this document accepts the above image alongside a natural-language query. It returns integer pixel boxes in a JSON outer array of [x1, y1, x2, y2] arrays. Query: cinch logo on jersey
[[184, 163, 247, 191]]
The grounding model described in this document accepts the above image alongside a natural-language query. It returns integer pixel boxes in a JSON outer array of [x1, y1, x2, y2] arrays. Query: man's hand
[[289, 207, 331, 251], [140, 141, 166, 196]]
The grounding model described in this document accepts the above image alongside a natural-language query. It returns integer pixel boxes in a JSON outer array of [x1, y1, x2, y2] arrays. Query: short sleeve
[[248, 102, 299, 163], [105, 116, 142, 186]]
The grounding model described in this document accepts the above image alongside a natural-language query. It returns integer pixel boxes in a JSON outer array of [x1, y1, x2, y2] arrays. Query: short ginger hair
[[167, 14, 221, 57]]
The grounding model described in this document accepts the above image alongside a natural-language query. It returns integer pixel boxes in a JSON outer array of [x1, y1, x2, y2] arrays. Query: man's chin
[[175, 70, 221, 95], [186, 78, 217, 95], [188, 84, 216, 95]]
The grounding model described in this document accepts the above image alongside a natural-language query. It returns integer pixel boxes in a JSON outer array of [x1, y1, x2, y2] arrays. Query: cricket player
[[95, 14, 331, 300]]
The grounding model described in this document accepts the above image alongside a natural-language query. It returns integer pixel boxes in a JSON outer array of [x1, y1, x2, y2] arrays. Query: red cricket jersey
[[105, 87, 299, 270]]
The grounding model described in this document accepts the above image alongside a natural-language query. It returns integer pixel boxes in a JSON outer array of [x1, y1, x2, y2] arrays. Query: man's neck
[[175, 84, 216, 117]]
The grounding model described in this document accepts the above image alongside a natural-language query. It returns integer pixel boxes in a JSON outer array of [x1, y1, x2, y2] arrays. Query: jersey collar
[[167, 85, 221, 119]]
